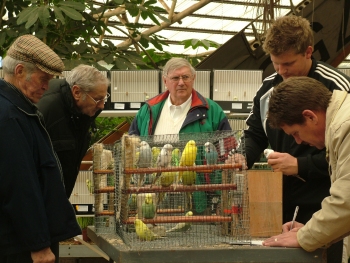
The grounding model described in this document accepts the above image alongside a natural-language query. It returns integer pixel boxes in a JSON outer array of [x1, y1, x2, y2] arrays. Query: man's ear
[[71, 85, 82, 100], [305, 46, 313, 59], [302, 109, 318, 123], [14, 64, 25, 78], [162, 76, 168, 90]]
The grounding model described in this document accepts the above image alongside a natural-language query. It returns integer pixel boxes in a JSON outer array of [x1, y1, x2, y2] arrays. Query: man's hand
[[31, 247, 55, 263], [282, 221, 304, 233], [225, 153, 247, 170], [267, 151, 298, 175], [263, 226, 302, 248]]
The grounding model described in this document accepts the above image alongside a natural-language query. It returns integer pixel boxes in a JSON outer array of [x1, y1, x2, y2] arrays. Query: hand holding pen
[[281, 206, 303, 233], [290, 206, 299, 230]]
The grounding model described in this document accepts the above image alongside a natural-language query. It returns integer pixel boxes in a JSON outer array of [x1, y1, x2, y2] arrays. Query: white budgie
[[264, 149, 274, 158], [136, 141, 152, 190], [152, 144, 173, 187]]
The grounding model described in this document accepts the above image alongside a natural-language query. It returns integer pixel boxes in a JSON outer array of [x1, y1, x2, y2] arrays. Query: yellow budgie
[[151, 147, 161, 167], [178, 140, 197, 186], [179, 140, 197, 167], [181, 171, 196, 210], [134, 219, 160, 241], [157, 171, 177, 205]]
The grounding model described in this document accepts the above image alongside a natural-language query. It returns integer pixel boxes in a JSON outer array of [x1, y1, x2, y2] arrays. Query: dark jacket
[[129, 89, 231, 136], [0, 80, 81, 255], [245, 58, 350, 223], [37, 79, 99, 198]]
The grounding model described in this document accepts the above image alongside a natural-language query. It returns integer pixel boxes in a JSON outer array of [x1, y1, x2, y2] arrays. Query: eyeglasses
[[168, 75, 193, 83], [85, 92, 110, 105]]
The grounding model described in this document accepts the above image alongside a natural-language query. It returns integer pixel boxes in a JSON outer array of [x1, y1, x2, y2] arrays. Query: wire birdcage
[[92, 130, 250, 250]]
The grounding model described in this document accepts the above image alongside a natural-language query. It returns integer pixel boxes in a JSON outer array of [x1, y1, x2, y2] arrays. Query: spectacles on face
[[85, 92, 110, 105], [168, 75, 193, 83]]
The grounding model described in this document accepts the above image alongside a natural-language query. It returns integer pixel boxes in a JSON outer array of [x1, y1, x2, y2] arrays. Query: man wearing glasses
[[37, 64, 110, 198], [129, 57, 230, 136], [129, 57, 231, 214]]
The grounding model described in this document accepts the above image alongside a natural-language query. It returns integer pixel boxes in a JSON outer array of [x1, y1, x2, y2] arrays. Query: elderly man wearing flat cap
[[0, 35, 81, 263]]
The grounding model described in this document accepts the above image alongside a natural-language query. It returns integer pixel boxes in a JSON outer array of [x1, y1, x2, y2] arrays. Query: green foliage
[[76, 216, 94, 229], [90, 116, 134, 145], [181, 39, 221, 50], [1, 0, 163, 69], [1, 0, 211, 69]]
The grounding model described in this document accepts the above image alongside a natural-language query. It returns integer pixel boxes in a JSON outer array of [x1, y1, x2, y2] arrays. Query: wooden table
[[87, 226, 326, 263]]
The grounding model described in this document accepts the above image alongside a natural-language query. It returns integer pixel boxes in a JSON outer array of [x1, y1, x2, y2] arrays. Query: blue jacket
[[0, 80, 81, 255], [129, 89, 231, 136]]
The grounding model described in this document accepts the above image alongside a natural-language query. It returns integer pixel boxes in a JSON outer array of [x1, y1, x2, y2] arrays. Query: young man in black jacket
[[228, 16, 350, 263], [37, 64, 110, 198]]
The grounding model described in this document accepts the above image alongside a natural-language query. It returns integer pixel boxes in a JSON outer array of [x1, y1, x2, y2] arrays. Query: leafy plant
[[91, 116, 134, 145], [76, 216, 94, 229]]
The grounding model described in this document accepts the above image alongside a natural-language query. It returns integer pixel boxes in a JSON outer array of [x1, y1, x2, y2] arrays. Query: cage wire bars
[[92, 130, 250, 250]]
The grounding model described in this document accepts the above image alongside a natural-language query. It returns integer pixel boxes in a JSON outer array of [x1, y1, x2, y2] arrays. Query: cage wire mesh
[[92, 143, 117, 233], [92, 130, 250, 250]]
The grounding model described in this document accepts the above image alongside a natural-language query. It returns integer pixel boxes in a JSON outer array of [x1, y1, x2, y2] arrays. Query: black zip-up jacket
[[0, 80, 81, 255], [37, 78, 100, 198], [245, 59, 350, 224]]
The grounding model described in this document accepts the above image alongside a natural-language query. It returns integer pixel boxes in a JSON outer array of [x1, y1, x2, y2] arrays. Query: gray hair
[[162, 57, 195, 76], [66, 64, 110, 92], [2, 56, 38, 76]]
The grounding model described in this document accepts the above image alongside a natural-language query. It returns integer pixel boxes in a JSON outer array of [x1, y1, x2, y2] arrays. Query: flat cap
[[7, 34, 64, 76]]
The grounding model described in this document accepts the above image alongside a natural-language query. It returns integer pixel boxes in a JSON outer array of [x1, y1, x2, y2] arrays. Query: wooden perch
[[95, 186, 115, 194], [124, 215, 232, 224], [124, 163, 242, 174], [95, 211, 114, 216], [93, 169, 114, 174], [123, 183, 237, 194], [128, 208, 185, 215]]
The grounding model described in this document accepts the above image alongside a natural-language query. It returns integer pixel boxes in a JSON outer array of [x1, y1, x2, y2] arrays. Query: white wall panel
[[339, 68, 350, 76], [69, 170, 94, 205], [228, 118, 247, 130], [110, 70, 159, 102], [213, 70, 262, 101]]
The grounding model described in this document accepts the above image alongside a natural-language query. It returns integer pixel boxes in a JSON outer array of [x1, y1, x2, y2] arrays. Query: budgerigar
[[204, 142, 218, 165], [179, 140, 197, 167], [157, 171, 177, 205], [152, 144, 173, 187], [86, 179, 93, 194], [151, 147, 161, 167], [177, 140, 197, 186], [134, 219, 160, 241], [166, 211, 193, 233], [171, 148, 181, 167], [181, 171, 196, 210], [128, 193, 138, 211], [182, 171, 196, 185], [264, 149, 274, 159], [136, 141, 152, 190], [142, 193, 156, 219]]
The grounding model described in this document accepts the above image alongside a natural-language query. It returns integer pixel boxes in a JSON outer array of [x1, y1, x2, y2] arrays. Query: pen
[[290, 206, 299, 230]]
